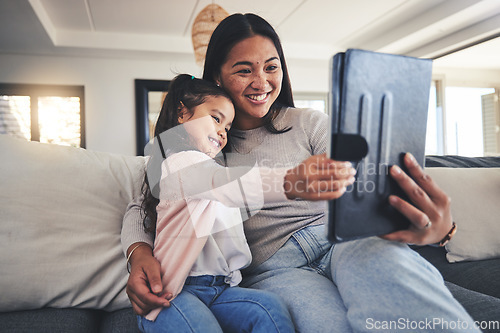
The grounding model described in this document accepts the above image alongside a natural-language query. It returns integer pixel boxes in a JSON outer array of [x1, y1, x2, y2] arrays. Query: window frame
[[135, 79, 170, 156]]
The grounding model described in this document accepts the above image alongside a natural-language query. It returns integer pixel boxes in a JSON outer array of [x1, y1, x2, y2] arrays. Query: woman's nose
[[251, 72, 269, 90]]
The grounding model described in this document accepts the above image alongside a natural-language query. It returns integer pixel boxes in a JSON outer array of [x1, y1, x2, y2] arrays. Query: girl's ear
[[177, 103, 189, 124], [215, 75, 221, 87]]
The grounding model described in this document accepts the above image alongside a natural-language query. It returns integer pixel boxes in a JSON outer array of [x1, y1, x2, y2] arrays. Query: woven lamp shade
[[191, 4, 229, 66]]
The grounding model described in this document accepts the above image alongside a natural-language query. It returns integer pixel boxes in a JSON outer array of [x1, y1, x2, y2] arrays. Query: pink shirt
[[146, 150, 288, 321]]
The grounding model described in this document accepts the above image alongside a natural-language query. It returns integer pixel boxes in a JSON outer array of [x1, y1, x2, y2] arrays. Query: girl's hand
[[126, 243, 171, 316], [380, 153, 454, 245], [284, 154, 356, 201]]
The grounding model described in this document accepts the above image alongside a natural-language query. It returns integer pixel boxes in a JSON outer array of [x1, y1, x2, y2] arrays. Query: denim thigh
[[137, 289, 223, 333], [242, 225, 352, 333], [210, 286, 294, 333]]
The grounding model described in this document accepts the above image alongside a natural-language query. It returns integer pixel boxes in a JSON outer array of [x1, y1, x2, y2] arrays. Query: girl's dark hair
[[203, 13, 294, 134], [141, 74, 232, 233]]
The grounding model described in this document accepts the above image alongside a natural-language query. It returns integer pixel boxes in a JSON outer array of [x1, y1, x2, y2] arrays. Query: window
[[482, 91, 500, 155], [294, 92, 328, 114], [445, 87, 496, 156], [0, 84, 85, 148], [425, 80, 499, 157], [426, 80, 446, 155]]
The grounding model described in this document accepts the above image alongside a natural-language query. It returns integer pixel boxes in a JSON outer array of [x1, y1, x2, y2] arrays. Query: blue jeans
[[241, 225, 480, 333], [137, 275, 294, 332]]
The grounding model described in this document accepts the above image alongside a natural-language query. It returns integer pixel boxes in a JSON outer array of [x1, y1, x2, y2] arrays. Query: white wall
[[433, 66, 500, 88], [1, 52, 498, 155], [0, 53, 332, 155], [0, 53, 202, 155]]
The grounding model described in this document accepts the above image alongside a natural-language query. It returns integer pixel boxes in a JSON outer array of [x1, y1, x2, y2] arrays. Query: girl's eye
[[267, 65, 279, 71], [211, 115, 220, 123]]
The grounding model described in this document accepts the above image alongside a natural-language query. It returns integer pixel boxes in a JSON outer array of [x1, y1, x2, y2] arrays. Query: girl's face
[[178, 95, 234, 158], [217, 35, 283, 130]]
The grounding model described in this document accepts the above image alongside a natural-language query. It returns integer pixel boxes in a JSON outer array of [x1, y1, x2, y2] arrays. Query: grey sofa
[[0, 135, 499, 332]]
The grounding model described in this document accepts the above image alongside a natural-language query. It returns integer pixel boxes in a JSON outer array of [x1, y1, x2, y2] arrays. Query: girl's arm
[[159, 150, 355, 207]]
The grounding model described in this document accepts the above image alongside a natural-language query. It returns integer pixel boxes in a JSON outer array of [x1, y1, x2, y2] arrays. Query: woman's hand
[[381, 153, 453, 245], [126, 243, 171, 316], [284, 154, 356, 201]]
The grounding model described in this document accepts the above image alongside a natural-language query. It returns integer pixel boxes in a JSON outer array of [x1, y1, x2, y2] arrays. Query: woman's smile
[[247, 92, 270, 103]]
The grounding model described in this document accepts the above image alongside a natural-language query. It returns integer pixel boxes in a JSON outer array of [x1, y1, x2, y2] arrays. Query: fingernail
[[388, 195, 398, 204], [391, 165, 401, 175], [407, 153, 416, 163]]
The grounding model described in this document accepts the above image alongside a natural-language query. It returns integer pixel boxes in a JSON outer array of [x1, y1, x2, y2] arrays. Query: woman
[[123, 13, 479, 332]]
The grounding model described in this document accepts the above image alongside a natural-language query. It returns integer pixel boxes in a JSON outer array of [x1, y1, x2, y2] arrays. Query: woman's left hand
[[380, 153, 453, 245]]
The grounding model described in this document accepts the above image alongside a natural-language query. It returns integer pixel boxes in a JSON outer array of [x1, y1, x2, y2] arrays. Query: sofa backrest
[[0, 135, 147, 312]]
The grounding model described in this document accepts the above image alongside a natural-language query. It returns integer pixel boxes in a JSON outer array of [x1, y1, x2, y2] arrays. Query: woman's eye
[[267, 65, 279, 71], [236, 69, 251, 74], [211, 115, 220, 123]]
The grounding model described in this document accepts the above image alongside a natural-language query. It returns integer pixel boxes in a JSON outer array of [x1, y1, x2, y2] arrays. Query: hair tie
[[191, 76, 195, 80]]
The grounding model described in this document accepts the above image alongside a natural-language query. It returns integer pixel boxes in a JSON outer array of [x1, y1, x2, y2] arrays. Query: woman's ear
[[215, 75, 221, 87]]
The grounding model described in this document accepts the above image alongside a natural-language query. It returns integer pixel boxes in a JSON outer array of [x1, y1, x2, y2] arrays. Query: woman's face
[[217, 35, 283, 130], [178, 95, 234, 158]]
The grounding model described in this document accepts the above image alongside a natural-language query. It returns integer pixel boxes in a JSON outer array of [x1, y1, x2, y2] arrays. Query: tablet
[[327, 49, 432, 243]]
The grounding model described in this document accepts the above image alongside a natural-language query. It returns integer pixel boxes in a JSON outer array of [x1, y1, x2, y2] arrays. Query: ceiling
[[1, 0, 500, 68]]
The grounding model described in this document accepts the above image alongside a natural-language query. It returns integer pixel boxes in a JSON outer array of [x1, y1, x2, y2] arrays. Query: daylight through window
[[0, 84, 85, 148]]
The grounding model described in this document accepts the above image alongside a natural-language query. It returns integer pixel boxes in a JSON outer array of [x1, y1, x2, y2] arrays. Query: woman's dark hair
[[203, 13, 294, 133], [141, 74, 232, 233]]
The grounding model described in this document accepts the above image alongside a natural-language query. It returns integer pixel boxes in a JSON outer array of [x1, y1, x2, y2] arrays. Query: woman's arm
[[121, 195, 154, 255], [125, 241, 171, 316], [381, 152, 454, 245], [121, 197, 170, 315]]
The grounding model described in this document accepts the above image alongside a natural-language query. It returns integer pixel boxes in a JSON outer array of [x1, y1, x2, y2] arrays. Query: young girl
[[136, 74, 295, 333]]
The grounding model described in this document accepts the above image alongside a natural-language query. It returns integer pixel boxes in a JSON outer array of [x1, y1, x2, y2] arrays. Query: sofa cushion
[[444, 282, 500, 333], [426, 167, 500, 263], [414, 245, 500, 299], [100, 308, 141, 333], [0, 135, 147, 311], [0, 308, 101, 333]]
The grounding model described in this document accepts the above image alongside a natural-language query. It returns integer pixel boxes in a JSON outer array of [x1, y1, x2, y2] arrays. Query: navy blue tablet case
[[328, 49, 432, 243]]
